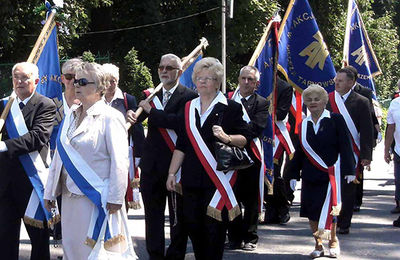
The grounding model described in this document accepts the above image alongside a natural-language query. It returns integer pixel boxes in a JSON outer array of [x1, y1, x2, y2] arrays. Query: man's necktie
[[241, 97, 247, 106], [19, 102, 25, 110], [163, 91, 172, 107]]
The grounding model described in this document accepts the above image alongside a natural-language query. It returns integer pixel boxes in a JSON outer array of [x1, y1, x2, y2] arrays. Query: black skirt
[[300, 180, 329, 221]]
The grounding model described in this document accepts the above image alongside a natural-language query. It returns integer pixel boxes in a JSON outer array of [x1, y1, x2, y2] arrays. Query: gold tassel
[[128, 201, 141, 210], [264, 175, 273, 195], [23, 216, 44, 229], [85, 237, 96, 248], [47, 214, 61, 226], [228, 205, 241, 221], [206, 206, 222, 221], [313, 229, 331, 241], [175, 183, 183, 195], [130, 178, 140, 188], [330, 205, 341, 216], [288, 153, 294, 160], [104, 234, 126, 249]]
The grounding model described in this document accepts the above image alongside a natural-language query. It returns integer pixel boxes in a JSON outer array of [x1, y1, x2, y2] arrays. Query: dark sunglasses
[[63, 73, 75, 80], [158, 65, 179, 71], [74, 78, 95, 86]]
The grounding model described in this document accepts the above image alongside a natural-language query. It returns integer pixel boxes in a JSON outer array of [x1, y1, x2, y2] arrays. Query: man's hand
[[344, 175, 356, 184], [360, 159, 371, 167], [384, 150, 392, 164], [106, 203, 122, 214], [290, 179, 297, 191], [44, 199, 55, 212], [139, 100, 152, 114], [126, 109, 137, 125], [166, 174, 177, 191]]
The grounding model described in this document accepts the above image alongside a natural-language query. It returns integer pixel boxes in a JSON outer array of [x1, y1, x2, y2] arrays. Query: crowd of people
[[0, 55, 397, 260]]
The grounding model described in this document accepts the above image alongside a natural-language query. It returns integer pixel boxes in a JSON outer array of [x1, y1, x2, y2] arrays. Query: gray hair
[[61, 58, 83, 74], [192, 57, 223, 86], [102, 63, 120, 81], [160, 53, 182, 70], [75, 62, 107, 95], [12, 62, 39, 81], [302, 84, 329, 104], [239, 65, 260, 81]]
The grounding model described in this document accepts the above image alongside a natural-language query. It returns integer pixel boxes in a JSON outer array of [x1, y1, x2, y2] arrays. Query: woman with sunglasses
[[44, 62, 135, 259], [61, 58, 82, 115], [166, 57, 250, 259]]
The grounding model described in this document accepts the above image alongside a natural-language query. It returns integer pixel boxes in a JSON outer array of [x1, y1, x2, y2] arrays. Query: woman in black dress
[[289, 84, 355, 258], [166, 57, 250, 259]]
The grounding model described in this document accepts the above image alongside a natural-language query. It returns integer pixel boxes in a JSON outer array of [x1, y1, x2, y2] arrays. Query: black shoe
[[224, 241, 243, 250], [338, 227, 349, 234], [394, 217, 400, 227], [279, 213, 290, 224], [353, 206, 360, 212]]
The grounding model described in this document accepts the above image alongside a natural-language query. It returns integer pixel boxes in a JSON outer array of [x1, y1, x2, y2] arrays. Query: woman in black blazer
[[289, 84, 355, 259], [166, 57, 249, 259]]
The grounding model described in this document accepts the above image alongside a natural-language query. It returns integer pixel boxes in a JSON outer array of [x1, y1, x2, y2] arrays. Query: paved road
[[20, 143, 400, 259]]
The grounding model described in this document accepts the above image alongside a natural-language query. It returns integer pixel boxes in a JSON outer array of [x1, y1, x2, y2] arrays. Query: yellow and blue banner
[[278, 0, 336, 93], [34, 8, 63, 150], [343, 0, 381, 98], [248, 18, 281, 182]]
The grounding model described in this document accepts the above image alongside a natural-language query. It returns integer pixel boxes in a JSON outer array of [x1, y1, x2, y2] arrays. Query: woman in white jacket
[[44, 62, 131, 259]]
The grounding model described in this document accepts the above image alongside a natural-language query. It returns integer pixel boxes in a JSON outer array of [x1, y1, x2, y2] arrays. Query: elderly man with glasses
[[135, 54, 197, 260]]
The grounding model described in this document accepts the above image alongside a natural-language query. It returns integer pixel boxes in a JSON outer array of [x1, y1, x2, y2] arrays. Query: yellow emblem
[[351, 46, 367, 66], [299, 31, 329, 70]]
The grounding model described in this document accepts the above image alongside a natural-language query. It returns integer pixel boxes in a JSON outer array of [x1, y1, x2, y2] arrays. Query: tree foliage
[[0, 0, 399, 100]]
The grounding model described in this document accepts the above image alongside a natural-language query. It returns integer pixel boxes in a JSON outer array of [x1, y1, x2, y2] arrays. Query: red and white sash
[[143, 90, 182, 190], [273, 119, 295, 163], [185, 99, 240, 221], [329, 91, 360, 165], [299, 117, 342, 234], [229, 89, 265, 213]]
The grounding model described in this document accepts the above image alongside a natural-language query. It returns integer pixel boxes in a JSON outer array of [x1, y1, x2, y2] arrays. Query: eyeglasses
[[195, 77, 217, 83], [74, 78, 95, 86], [13, 75, 30, 82], [158, 65, 179, 71], [241, 76, 256, 82], [63, 73, 75, 80]]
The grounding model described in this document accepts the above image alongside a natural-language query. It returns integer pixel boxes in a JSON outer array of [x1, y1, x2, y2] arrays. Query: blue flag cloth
[[180, 54, 202, 90], [35, 22, 63, 150], [250, 20, 280, 179], [344, 0, 381, 98], [278, 0, 336, 93]]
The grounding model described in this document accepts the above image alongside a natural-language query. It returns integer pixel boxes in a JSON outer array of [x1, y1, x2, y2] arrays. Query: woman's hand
[[166, 174, 176, 191], [212, 125, 230, 144], [106, 203, 122, 214], [44, 199, 55, 212]]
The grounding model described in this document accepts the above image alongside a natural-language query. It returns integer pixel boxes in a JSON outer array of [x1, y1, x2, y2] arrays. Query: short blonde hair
[[102, 63, 120, 81], [302, 84, 329, 104], [192, 57, 223, 87], [75, 62, 107, 95]]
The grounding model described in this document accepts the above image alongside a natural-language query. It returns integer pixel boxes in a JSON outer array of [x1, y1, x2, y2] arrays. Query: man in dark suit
[[226, 66, 268, 251], [0, 62, 56, 260], [264, 76, 293, 224], [346, 65, 380, 211], [327, 67, 374, 234], [136, 54, 198, 260]]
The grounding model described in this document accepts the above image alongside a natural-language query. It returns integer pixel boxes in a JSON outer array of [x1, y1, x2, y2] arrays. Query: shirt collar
[[72, 99, 104, 117], [163, 82, 179, 96], [16, 91, 35, 105], [103, 87, 124, 105], [194, 91, 227, 114], [306, 109, 330, 133]]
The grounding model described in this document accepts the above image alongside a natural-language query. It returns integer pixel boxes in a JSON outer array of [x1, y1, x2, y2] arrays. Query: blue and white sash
[[3, 96, 59, 228], [56, 111, 114, 246]]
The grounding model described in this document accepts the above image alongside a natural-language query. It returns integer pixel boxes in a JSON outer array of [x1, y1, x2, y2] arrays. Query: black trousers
[[355, 165, 365, 207], [182, 186, 227, 260], [338, 181, 356, 229], [264, 157, 290, 222], [227, 163, 260, 244], [141, 170, 188, 260], [0, 184, 50, 260]]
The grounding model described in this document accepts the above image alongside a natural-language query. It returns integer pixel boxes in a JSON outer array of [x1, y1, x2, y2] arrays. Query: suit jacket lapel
[[22, 92, 39, 120], [201, 103, 226, 130]]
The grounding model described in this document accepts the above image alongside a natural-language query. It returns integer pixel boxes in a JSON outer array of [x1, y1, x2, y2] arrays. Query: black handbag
[[214, 141, 254, 172], [213, 110, 253, 172]]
